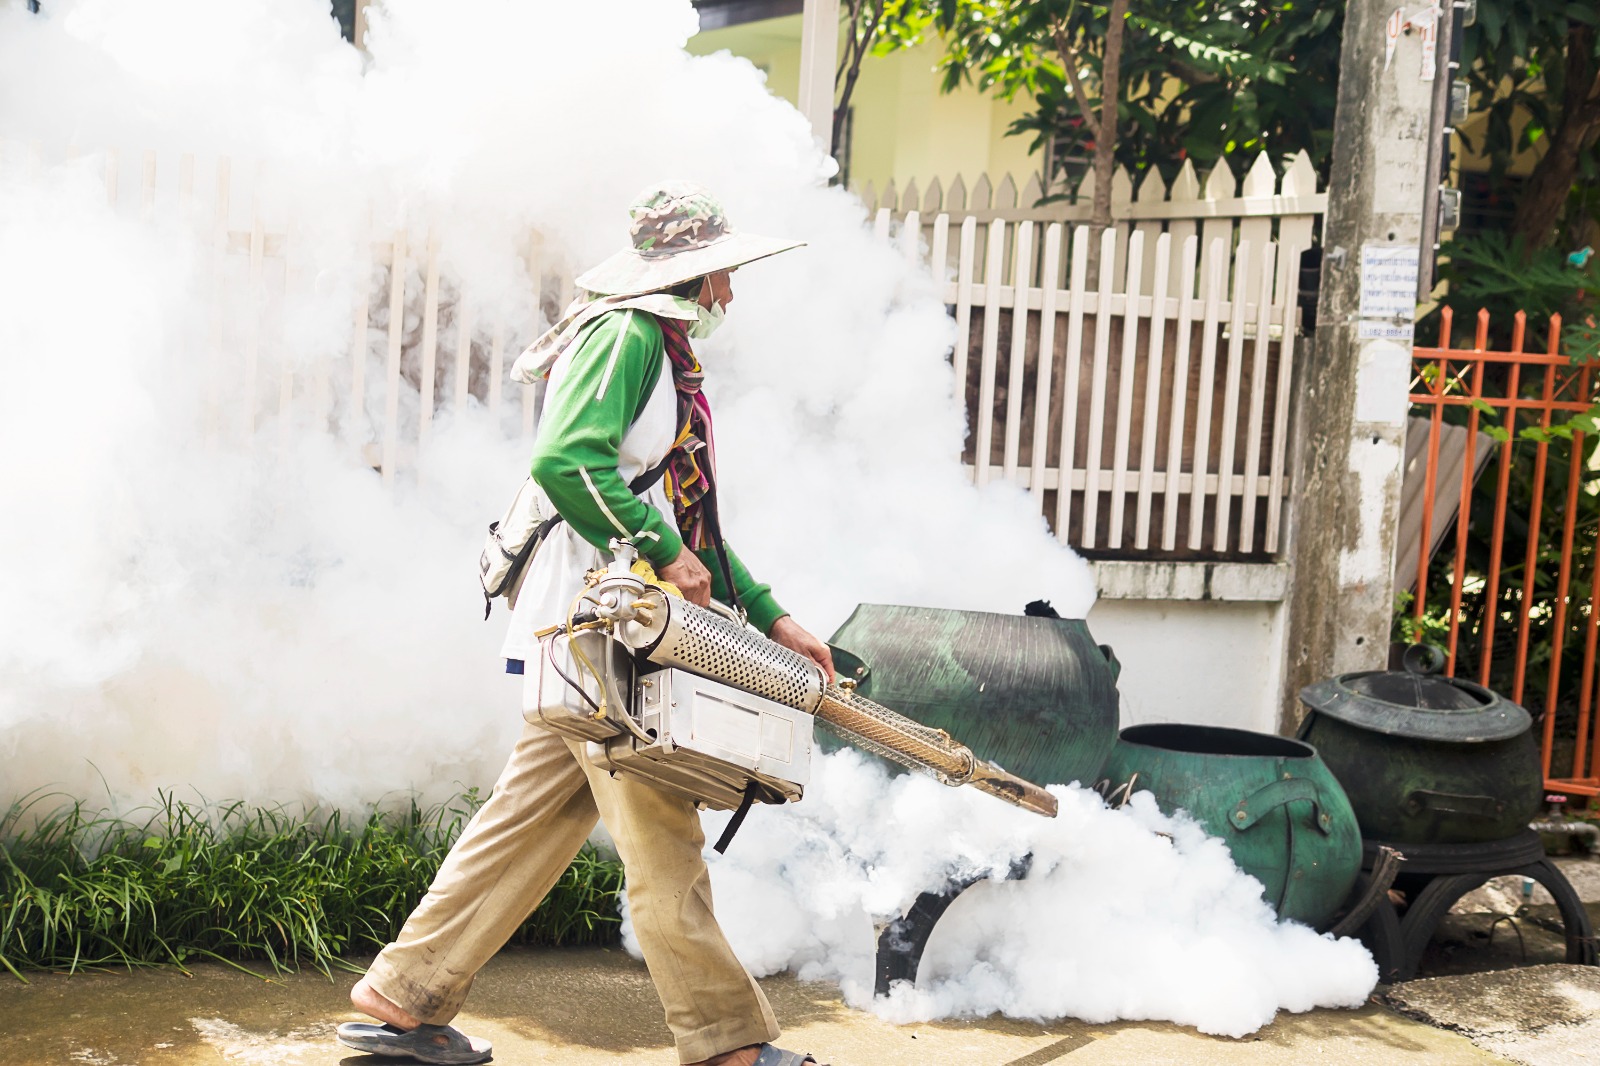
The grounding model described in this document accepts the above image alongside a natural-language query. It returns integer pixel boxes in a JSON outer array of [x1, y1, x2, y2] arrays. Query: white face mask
[[689, 298, 725, 339]]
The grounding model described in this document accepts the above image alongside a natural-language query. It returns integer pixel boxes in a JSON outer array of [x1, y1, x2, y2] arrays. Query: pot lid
[[1299, 644, 1532, 743]]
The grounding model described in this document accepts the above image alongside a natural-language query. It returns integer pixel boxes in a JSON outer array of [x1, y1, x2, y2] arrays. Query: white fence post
[[380, 227, 407, 487]]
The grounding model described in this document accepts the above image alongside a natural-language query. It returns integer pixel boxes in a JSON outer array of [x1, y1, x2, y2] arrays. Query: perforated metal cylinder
[[617, 593, 826, 712], [611, 588, 1057, 817], [813, 688, 974, 782]]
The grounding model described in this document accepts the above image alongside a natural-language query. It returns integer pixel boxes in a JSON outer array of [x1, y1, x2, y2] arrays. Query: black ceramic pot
[[1297, 648, 1543, 844]]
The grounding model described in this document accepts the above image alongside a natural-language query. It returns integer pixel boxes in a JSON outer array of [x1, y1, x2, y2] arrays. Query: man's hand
[[769, 616, 835, 683], [657, 547, 712, 606]]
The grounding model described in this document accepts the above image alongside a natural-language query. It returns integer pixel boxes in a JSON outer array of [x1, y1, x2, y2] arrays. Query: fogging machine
[[535, 541, 1057, 838]]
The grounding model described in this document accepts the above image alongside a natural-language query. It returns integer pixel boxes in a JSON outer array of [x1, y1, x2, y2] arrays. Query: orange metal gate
[[1409, 308, 1599, 798]]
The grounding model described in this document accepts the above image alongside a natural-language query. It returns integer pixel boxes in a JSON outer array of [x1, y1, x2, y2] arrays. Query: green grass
[[0, 789, 624, 981]]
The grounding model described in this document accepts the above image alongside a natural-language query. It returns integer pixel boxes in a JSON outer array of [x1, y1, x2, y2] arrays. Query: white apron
[[499, 324, 680, 715]]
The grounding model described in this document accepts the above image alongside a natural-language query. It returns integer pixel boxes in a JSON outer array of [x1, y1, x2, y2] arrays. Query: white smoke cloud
[[0, 0, 1373, 1036], [0, 0, 1092, 805], [687, 752, 1379, 1039]]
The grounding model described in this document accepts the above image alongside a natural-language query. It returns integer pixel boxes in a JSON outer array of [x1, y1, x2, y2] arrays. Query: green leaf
[[1508, 12, 1529, 59], [1478, 0, 1506, 45]]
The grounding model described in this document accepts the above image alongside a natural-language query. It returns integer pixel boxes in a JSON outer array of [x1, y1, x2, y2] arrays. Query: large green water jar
[[827, 604, 1121, 788], [1101, 723, 1362, 927]]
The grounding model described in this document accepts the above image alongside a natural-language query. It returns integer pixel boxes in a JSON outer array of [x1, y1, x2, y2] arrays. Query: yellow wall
[[689, 14, 808, 109], [688, 15, 1042, 196], [1454, 111, 1541, 179]]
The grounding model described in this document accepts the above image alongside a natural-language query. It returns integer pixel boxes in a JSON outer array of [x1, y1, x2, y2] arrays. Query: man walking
[[336, 182, 832, 1066]]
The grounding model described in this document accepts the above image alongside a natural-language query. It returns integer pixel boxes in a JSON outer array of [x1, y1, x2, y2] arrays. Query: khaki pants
[[366, 716, 780, 1063]]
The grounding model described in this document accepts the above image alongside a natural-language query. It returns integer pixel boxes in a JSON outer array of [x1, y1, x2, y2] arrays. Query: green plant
[[856, 2, 1599, 249], [1393, 589, 1453, 650], [1429, 232, 1600, 360], [865, 1, 1342, 186], [1410, 379, 1600, 773], [0, 791, 625, 981], [1460, 2, 1600, 250]]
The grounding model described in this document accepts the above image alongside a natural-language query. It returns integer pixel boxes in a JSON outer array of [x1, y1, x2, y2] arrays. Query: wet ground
[[0, 946, 1501, 1066]]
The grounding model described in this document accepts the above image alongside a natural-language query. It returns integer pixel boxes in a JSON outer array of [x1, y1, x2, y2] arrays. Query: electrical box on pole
[[1416, 0, 1473, 300]]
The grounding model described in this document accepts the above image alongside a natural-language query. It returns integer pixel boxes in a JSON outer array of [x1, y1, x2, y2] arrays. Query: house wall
[[687, 15, 1041, 192], [1089, 599, 1288, 735], [1086, 563, 1290, 734]]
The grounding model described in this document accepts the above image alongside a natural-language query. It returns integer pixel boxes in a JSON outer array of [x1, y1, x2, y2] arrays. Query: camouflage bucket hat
[[574, 180, 805, 297]]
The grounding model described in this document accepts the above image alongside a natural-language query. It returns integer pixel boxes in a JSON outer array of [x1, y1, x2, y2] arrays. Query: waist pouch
[[479, 456, 673, 619]]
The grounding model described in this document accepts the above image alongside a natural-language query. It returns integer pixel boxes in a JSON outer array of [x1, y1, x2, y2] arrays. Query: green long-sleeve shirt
[[528, 309, 787, 634]]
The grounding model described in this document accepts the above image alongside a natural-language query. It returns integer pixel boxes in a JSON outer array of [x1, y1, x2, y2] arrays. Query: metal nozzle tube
[[813, 689, 1058, 819], [966, 760, 1060, 818]]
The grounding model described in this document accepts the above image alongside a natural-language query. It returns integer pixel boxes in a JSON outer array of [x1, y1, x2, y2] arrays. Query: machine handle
[[702, 597, 748, 628], [1402, 788, 1504, 819], [1232, 777, 1334, 836]]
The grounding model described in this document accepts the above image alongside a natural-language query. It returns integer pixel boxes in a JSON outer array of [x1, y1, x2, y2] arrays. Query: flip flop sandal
[[752, 1045, 825, 1066], [335, 1021, 493, 1064]]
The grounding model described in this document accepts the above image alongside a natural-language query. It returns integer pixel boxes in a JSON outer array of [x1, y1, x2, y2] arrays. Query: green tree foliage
[[1459, 2, 1600, 250], [1430, 234, 1600, 359], [865, 1, 1342, 185], [858, 2, 1596, 250]]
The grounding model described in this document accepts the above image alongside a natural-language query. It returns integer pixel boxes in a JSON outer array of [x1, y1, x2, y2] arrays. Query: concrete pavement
[[0, 947, 1507, 1066], [9, 853, 1598, 1064], [1386, 965, 1600, 1066]]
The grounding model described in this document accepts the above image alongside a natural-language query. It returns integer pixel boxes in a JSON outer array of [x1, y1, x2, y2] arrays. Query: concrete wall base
[[1087, 562, 1290, 736]]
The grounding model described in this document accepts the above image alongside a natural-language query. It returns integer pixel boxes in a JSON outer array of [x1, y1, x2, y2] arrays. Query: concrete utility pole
[[1279, 0, 1456, 728]]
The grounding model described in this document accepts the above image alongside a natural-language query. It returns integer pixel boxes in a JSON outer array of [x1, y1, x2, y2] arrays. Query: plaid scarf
[[658, 318, 717, 550]]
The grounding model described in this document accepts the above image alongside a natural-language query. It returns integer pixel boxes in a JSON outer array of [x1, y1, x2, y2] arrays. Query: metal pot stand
[[872, 857, 1032, 997], [1348, 830, 1596, 982]]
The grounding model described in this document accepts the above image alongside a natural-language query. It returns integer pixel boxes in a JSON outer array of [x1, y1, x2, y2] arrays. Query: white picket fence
[[875, 210, 1305, 556], [856, 149, 1324, 308], [341, 226, 572, 484], [15, 141, 1319, 560], [864, 150, 1322, 558]]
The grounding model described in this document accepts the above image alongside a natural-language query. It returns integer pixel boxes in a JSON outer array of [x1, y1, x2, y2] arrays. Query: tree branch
[[833, 0, 887, 158], [1092, 0, 1129, 230], [1050, 16, 1100, 140], [1509, 25, 1600, 248], [1581, 67, 1600, 123], [836, 0, 865, 85]]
